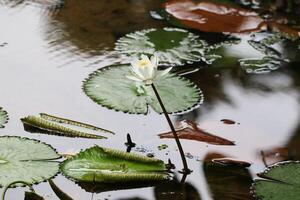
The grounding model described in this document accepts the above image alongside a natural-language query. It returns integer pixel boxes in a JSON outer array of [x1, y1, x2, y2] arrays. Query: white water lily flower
[[126, 54, 172, 85]]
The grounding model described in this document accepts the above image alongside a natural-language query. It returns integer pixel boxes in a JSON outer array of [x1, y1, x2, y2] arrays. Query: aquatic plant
[[0, 107, 8, 128], [252, 161, 300, 200], [116, 27, 217, 66], [239, 36, 288, 74], [60, 146, 169, 183], [83, 64, 203, 114], [2, 181, 44, 200], [21, 113, 114, 139], [83, 54, 204, 173], [0, 136, 60, 187]]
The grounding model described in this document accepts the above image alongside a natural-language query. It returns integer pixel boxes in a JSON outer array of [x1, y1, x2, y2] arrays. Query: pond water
[[0, 0, 300, 199]]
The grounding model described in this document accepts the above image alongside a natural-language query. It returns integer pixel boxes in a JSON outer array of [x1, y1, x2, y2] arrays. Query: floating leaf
[[163, 0, 266, 33], [158, 120, 235, 145], [116, 27, 212, 66], [60, 146, 169, 183], [0, 136, 60, 187], [21, 113, 114, 139], [83, 65, 203, 114], [239, 56, 282, 74], [252, 161, 300, 200], [0, 107, 8, 128], [212, 158, 251, 167], [204, 153, 253, 200], [239, 38, 287, 74], [220, 119, 237, 125]]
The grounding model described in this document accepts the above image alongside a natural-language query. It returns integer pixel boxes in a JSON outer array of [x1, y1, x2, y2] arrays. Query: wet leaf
[[163, 0, 266, 33], [48, 180, 74, 200], [239, 56, 282, 74], [0, 136, 60, 187], [0, 107, 8, 128], [204, 153, 253, 200], [239, 38, 287, 74], [253, 161, 300, 200], [212, 158, 251, 167], [21, 113, 113, 139], [60, 146, 169, 183], [116, 27, 211, 66], [83, 65, 203, 114], [220, 119, 236, 125], [158, 120, 235, 145]]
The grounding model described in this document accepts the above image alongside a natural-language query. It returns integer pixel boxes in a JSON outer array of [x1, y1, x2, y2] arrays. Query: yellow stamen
[[138, 59, 150, 68]]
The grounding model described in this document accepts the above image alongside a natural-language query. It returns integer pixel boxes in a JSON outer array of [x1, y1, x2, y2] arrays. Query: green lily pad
[[239, 38, 287, 74], [252, 161, 300, 200], [0, 136, 60, 187], [115, 27, 212, 66], [0, 107, 8, 128], [83, 65, 203, 114], [60, 146, 169, 183]]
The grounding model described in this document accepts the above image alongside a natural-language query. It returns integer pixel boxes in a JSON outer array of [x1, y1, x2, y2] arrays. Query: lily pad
[[0, 136, 60, 187], [83, 65, 203, 114], [60, 146, 169, 183], [0, 107, 8, 128], [239, 38, 287, 74], [116, 27, 212, 66], [163, 0, 265, 33], [252, 161, 300, 200]]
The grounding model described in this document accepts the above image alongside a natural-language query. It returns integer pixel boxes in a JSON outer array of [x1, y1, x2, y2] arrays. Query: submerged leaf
[[204, 153, 253, 200], [21, 114, 113, 139], [0, 136, 60, 187], [0, 107, 8, 128], [158, 120, 235, 145], [60, 146, 169, 183], [252, 161, 300, 200], [116, 27, 213, 66], [83, 65, 203, 114], [164, 0, 266, 33]]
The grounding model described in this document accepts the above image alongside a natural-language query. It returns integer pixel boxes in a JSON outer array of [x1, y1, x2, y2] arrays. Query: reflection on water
[[0, 0, 300, 199]]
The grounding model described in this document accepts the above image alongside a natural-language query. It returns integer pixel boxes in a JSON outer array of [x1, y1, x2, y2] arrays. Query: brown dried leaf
[[220, 119, 236, 125], [158, 120, 235, 145], [164, 0, 266, 33], [212, 158, 251, 167]]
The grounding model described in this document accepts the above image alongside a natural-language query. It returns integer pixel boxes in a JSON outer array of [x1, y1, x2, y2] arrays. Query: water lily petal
[[126, 75, 143, 82], [150, 55, 159, 69], [157, 67, 173, 78], [141, 54, 151, 63]]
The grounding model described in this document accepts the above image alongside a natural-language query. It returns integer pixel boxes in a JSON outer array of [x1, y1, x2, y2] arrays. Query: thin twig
[[151, 83, 191, 176]]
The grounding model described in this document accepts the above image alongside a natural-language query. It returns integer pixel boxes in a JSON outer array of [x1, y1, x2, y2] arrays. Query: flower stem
[[151, 83, 190, 175]]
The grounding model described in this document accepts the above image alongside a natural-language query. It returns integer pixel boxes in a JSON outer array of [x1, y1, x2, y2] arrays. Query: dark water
[[0, 0, 300, 199]]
